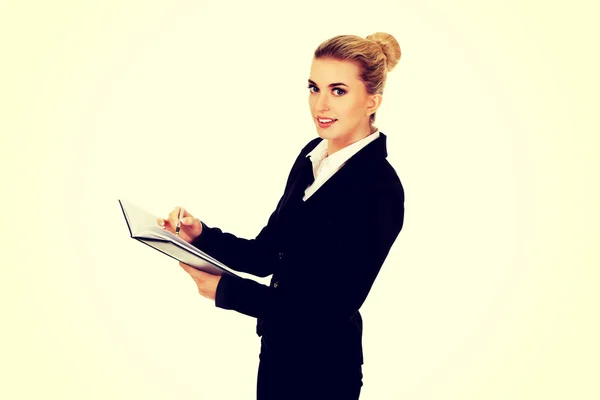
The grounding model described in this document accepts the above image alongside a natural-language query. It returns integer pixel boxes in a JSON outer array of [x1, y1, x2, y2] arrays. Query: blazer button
[[273, 281, 279, 288]]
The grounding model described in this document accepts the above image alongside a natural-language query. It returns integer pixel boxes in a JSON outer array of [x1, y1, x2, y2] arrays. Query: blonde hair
[[313, 32, 401, 125]]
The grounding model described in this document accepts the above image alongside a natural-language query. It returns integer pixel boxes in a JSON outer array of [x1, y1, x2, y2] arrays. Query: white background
[[2, 0, 598, 399]]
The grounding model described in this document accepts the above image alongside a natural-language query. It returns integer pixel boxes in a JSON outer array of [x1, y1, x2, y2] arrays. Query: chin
[[314, 126, 339, 140], [315, 130, 329, 139]]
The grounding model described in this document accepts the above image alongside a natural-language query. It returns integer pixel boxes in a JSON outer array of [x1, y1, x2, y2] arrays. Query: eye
[[333, 88, 346, 96], [307, 84, 319, 93]]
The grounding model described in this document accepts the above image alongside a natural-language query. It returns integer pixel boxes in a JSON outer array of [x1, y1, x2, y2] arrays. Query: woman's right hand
[[157, 207, 203, 244]]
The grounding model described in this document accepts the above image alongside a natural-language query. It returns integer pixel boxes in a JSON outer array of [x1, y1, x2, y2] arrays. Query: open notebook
[[119, 199, 238, 277]]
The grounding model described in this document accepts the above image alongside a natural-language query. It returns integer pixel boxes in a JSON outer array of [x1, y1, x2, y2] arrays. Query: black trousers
[[256, 336, 363, 400]]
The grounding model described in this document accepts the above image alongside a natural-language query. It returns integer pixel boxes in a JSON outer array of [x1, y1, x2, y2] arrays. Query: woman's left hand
[[179, 262, 222, 301]]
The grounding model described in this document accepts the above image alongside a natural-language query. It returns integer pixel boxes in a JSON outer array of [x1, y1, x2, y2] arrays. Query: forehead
[[309, 58, 361, 85]]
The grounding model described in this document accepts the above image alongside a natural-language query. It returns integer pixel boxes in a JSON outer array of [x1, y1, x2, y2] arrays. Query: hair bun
[[366, 32, 401, 72]]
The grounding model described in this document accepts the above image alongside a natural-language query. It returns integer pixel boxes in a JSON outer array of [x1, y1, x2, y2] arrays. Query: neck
[[327, 125, 376, 156]]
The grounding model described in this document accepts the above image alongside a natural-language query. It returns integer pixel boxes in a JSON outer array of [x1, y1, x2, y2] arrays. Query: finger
[[180, 261, 193, 272], [157, 216, 174, 227], [168, 207, 180, 222], [159, 217, 174, 230], [168, 207, 184, 228], [159, 216, 176, 231], [179, 216, 196, 226], [181, 208, 195, 221], [175, 207, 195, 223], [179, 262, 210, 279]]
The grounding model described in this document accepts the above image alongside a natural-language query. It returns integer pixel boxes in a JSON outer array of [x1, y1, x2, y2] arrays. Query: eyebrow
[[308, 79, 349, 88]]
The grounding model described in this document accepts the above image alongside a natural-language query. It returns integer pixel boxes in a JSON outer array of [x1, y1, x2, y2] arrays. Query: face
[[308, 58, 380, 152]]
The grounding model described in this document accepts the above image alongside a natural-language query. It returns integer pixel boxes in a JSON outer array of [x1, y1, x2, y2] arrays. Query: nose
[[314, 92, 330, 112]]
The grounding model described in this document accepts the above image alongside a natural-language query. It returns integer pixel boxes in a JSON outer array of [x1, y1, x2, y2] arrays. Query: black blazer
[[191, 132, 404, 364]]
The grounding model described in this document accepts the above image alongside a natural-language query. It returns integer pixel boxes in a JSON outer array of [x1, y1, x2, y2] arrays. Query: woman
[[158, 32, 404, 400]]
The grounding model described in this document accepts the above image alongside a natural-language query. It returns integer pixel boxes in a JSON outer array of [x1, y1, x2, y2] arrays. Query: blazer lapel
[[276, 132, 388, 213], [277, 155, 315, 213], [299, 133, 389, 204]]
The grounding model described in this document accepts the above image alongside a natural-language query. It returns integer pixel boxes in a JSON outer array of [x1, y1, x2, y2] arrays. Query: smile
[[316, 117, 337, 128]]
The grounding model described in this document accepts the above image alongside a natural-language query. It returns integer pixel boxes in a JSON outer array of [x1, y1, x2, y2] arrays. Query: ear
[[365, 94, 383, 117]]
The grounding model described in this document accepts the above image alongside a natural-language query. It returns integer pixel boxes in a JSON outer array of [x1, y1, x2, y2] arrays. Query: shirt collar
[[306, 137, 329, 163], [306, 130, 381, 170]]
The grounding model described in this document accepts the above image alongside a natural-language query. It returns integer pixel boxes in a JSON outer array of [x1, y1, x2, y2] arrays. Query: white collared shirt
[[303, 130, 380, 201]]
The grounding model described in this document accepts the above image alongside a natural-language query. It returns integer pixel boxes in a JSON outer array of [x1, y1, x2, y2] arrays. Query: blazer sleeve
[[191, 212, 279, 278], [190, 142, 315, 277], [213, 183, 405, 324]]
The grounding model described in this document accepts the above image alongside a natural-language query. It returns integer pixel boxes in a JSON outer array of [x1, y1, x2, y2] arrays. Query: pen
[[175, 207, 184, 236]]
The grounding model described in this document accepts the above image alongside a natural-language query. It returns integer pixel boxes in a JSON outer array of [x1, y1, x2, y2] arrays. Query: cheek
[[339, 100, 363, 121], [308, 96, 316, 111]]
